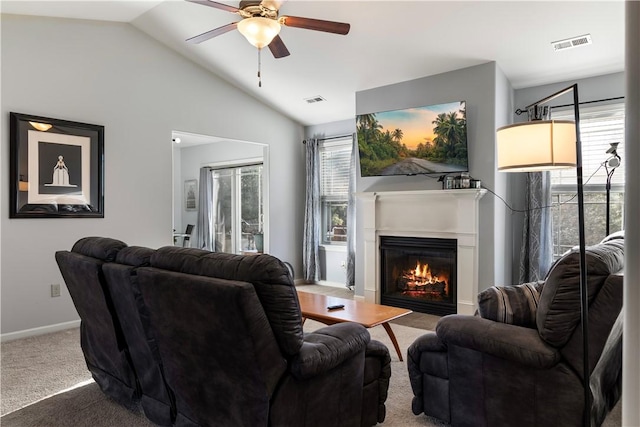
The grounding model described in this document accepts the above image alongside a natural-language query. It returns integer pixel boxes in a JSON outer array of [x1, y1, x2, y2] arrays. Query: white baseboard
[[317, 280, 348, 289], [1, 319, 81, 342], [294, 279, 350, 289]]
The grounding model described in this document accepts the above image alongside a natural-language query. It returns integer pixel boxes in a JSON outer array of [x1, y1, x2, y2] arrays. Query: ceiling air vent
[[552, 34, 592, 51], [304, 96, 326, 104]]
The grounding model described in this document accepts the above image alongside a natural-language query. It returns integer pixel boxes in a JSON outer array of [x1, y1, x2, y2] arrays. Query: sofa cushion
[[150, 247, 304, 356], [115, 246, 154, 267], [477, 281, 544, 328], [536, 239, 624, 347], [72, 236, 127, 261]]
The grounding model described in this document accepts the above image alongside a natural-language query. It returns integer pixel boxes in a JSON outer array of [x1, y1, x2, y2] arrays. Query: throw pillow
[[477, 281, 545, 328]]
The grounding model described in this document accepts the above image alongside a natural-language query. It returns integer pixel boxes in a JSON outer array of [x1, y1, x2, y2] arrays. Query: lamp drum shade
[[497, 120, 577, 172]]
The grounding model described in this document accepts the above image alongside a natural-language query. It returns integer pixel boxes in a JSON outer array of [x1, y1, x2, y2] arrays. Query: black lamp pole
[[521, 83, 590, 427]]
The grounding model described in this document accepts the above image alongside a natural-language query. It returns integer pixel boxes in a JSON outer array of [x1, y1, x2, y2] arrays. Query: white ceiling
[[2, 1, 626, 127]]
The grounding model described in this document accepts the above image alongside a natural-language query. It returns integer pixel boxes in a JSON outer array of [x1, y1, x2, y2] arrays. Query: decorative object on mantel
[[9, 112, 104, 218], [496, 83, 590, 427], [439, 173, 481, 189]]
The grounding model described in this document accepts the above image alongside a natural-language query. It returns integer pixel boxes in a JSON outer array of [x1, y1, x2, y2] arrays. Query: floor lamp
[[496, 83, 590, 427], [605, 142, 621, 236]]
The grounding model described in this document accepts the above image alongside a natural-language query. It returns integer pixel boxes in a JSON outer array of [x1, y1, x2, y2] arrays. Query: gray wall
[[353, 62, 506, 297], [1, 14, 304, 335], [494, 64, 516, 286]]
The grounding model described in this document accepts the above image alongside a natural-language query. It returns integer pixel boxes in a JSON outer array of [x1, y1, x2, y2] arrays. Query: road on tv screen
[[380, 158, 465, 175]]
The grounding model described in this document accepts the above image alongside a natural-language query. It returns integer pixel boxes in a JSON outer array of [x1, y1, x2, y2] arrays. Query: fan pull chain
[[257, 48, 262, 88]]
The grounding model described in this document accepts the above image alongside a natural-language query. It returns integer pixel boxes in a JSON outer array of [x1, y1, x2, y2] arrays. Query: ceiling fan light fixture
[[237, 17, 281, 49]]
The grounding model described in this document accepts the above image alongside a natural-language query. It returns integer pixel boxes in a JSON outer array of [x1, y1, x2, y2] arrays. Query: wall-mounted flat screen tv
[[357, 101, 468, 177]]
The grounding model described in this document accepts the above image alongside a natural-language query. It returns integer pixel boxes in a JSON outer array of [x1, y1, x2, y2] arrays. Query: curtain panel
[[519, 171, 553, 282], [303, 139, 321, 282], [346, 133, 357, 289], [196, 167, 214, 251]]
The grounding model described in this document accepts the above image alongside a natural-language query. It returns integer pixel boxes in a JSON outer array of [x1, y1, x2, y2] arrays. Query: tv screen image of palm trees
[[357, 101, 468, 177]]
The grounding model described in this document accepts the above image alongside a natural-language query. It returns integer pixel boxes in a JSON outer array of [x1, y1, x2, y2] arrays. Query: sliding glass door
[[212, 164, 263, 254]]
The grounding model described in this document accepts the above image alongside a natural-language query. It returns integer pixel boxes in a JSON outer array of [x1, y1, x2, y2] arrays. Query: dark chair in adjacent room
[[407, 237, 625, 427], [172, 224, 194, 247]]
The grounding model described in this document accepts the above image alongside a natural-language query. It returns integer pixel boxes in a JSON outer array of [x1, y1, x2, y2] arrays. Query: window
[[319, 138, 352, 244], [211, 163, 264, 253], [550, 103, 625, 257]]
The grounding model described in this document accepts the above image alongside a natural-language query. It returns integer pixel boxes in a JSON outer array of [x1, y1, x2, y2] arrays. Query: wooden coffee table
[[297, 291, 412, 361]]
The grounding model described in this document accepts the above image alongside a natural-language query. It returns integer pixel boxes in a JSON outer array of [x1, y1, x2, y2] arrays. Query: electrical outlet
[[341, 261, 346, 269], [51, 284, 61, 297]]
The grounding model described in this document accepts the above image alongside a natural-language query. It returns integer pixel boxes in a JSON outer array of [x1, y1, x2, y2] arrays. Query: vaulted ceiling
[[2, 1, 625, 126]]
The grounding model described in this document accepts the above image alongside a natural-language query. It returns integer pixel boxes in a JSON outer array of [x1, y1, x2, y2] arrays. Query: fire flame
[[402, 261, 449, 293]]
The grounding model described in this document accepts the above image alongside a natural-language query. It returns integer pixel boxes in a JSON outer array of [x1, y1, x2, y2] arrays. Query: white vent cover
[[552, 34, 592, 51], [304, 96, 326, 104]]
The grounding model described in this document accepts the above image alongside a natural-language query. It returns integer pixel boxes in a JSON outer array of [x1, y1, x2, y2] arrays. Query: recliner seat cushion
[[536, 239, 624, 347]]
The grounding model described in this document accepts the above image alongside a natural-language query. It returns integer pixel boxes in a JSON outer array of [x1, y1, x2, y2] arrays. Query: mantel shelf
[[356, 189, 486, 200]]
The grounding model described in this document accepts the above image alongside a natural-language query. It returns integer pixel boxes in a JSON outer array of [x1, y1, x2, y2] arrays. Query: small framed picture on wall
[[184, 179, 197, 211]]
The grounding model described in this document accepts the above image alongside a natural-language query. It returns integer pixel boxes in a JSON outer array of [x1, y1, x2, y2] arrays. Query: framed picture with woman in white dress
[[9, 112, 104, 218]]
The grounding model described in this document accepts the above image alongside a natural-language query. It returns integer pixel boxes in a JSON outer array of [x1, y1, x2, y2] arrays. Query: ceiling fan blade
[[186, 0, 240, 13], [280, 15, 350, 35], [268, 35, 290, 58], [186, 22, 238, 44]]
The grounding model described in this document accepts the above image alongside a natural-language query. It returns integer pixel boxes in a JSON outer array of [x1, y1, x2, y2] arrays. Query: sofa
[[56, 237, 391, 427], [407, 236, 625, 427]]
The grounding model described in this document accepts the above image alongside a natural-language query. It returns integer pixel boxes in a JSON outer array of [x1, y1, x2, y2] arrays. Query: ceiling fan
[[185, 0, 351, 59]]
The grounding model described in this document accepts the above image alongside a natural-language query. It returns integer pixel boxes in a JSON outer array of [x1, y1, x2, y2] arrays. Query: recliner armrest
[[290, 322, 370, 380], [436, 315, 561, 368]]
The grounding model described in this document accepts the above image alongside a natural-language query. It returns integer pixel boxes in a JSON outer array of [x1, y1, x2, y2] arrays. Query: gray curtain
[[346, 133, 357, 289], [519, 171, 553, 282], [196, 167, 214, 251], [303, 139, 321, 282]]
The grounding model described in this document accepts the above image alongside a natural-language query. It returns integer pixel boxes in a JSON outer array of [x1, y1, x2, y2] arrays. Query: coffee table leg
[[382, 322, 403, 361]]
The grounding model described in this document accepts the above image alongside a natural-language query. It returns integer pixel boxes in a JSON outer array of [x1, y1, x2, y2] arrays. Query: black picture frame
[[9, 112, 104, 218]]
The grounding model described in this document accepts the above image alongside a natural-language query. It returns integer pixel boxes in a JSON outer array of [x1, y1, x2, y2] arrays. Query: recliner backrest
[[536, 239, 624, 348], [149, 246, 304, 356], [137, 266, 287, 426], [560, 273, 623, 380], [102, 246, 174, 426], [55, 237, 138, 408]]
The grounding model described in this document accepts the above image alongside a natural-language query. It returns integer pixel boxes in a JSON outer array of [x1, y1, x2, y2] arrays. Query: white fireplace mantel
[[356, 189, 486, 315]]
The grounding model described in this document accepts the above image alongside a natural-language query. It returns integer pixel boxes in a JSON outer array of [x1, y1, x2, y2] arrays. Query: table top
[[297, 290, 412, 328]]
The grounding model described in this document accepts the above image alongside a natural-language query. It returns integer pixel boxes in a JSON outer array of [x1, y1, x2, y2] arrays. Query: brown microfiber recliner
[[407, 237, 624, 427]]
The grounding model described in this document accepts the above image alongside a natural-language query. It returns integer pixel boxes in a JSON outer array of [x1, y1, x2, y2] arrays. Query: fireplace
[[380, 236, 457, 316], [357, 189, 486, 315]]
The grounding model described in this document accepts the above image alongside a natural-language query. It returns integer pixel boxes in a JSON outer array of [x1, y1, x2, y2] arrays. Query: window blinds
[[550, 103, 625, 187], [319, 140, 352, 200]]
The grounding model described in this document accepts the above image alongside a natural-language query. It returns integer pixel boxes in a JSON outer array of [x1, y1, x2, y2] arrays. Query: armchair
[[407, 238, 624, 427]]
